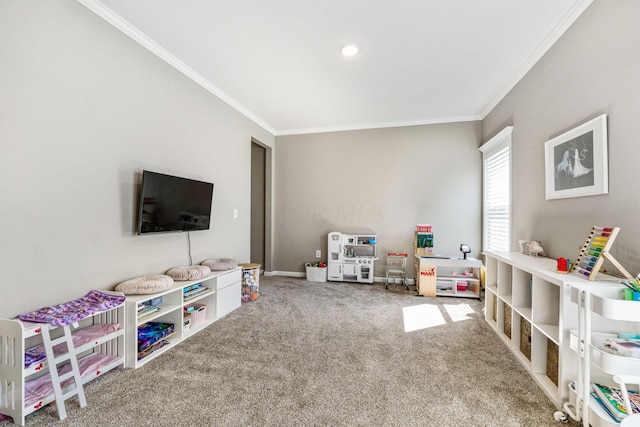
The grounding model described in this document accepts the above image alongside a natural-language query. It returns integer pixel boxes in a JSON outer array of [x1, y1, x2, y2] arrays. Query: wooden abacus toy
[[572, 226, 634, 281]]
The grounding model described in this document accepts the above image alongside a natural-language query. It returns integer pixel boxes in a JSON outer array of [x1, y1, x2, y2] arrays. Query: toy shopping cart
[[385, 253, 408, 290]]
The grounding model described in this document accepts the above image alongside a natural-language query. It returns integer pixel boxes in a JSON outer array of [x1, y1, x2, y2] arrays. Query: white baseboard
[[264, 270, 415, 285], [266, 271, 305, 278]]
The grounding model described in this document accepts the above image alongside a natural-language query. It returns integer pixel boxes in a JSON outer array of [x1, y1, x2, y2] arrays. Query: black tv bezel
[[137, 170, 214, 235]]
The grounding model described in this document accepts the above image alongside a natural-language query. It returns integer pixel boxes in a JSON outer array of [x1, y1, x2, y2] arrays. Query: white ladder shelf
[[40, 323, 87, 420]]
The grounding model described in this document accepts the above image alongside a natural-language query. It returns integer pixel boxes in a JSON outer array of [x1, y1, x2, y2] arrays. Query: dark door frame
[[250, 138, 272, 272]]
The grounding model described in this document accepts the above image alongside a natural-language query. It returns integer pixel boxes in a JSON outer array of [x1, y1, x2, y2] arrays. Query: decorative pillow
[[201, 258, 238, 271], [165, 265, 211, 281], [115, 275, 174, 295]]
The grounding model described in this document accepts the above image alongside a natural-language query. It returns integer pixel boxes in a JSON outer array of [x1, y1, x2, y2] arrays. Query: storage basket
[[455, 280, 468, 291], [239, 263, 261, 302], [305, 263, 327, 282], [546, 340, 559, 386], [184, 303, 207, 328], [520, 317, 532, 360], [503, 307, 511, 339], [493, 294, 497, 322]]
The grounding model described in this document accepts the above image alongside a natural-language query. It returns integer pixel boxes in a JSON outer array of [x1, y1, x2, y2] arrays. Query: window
[[479, 127, 512, 252]]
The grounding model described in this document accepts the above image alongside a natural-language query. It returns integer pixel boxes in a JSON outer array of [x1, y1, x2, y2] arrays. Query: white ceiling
[[80, 0, 593, 135]]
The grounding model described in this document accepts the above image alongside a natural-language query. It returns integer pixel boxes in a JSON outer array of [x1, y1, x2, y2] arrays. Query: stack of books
[[137, 321, 175, 361], [183, 283, 208, 300], [137, 296, 163, 319], [592, 383, 640, 422]]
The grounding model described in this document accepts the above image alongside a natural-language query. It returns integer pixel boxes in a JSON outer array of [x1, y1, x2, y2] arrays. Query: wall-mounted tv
[[137, 170, 214, 235]]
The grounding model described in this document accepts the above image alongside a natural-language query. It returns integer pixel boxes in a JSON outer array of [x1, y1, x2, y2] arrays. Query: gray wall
[[0, 2, 274, 318], [482, 0, 640, 274], [274, 122, 483, 277]]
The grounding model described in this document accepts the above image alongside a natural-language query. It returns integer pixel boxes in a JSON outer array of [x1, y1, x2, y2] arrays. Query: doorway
[[250, 139, 271, 272]]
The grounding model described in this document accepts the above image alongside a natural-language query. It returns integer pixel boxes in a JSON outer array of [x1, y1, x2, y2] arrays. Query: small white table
[[414, 256, 483, 298]]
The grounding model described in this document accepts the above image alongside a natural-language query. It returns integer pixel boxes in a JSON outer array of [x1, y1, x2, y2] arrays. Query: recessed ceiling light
[[341, 44, 359, 57]]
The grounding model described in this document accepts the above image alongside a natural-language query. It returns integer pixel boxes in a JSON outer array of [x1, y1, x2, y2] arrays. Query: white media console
[[124, 267, 241, 369]]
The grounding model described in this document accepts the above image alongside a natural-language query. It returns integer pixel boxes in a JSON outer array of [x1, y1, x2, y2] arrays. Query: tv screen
[[137, 170, 214, 234]]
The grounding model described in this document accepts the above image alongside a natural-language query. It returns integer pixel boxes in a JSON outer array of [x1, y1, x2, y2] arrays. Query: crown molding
[[77, 0, 277, 135], [480, 0, 594, 119], [275, 115, 482, 136], [78, 0, 591, 138]]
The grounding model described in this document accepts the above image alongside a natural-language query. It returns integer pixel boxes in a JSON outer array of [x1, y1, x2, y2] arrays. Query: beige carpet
[[8, 276, 578, 426]]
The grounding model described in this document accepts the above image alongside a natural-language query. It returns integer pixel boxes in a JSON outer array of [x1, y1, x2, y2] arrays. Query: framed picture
[[544, 114, 608, 200]]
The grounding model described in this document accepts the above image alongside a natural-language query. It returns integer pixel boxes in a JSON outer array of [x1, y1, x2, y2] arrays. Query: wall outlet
[[233, 208, 238, 219], [315, 250, 321, 258]]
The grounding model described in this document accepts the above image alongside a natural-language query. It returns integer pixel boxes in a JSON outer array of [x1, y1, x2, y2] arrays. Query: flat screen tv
[[137, 170, 214, 234]]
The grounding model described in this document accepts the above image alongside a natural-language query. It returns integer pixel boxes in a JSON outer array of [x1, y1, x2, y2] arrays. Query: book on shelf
[[137, 305, 159, 318], [141, 296, 163, 307], [604, 338, 640, 358], [137, 339, 171, 361], [183, 286, 209, 300], [592, 383, 640, 421], [183, 283, 203, 293], [591, 391, 621, 422]]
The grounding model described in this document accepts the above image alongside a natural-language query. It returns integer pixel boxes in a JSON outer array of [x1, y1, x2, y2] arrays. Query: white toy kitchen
[[327, 231, 378, 284]]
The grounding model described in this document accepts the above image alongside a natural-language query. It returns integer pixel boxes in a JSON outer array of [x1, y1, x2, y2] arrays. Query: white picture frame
[[544, 114, 608, 200]]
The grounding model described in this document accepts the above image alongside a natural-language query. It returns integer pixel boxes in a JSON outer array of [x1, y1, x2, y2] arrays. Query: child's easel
[[572, 226, 634, 280]]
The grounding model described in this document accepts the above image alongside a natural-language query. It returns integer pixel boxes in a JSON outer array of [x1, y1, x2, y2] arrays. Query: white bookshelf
[[483, 251, 621, 411]]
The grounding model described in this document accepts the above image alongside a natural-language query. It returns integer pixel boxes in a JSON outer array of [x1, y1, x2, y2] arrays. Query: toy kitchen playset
[[327, 231, 377, 284]]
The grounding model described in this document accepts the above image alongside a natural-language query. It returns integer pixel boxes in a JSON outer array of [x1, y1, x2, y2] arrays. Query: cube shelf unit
[[483, 251, 620, 410], [124, 267, 241, 369]]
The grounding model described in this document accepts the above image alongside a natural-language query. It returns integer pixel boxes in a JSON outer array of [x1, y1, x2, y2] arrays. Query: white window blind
[[480, 127, 512, 252]]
